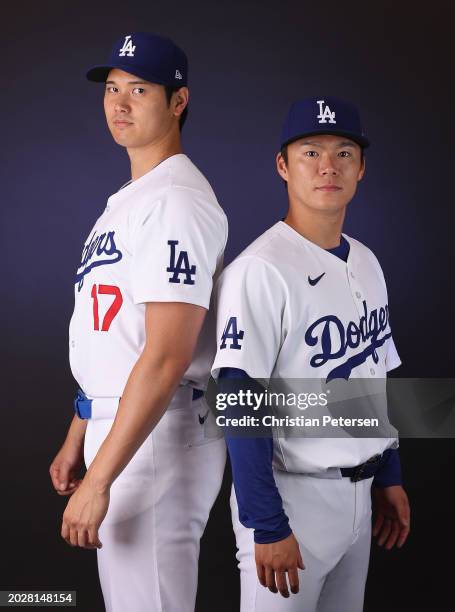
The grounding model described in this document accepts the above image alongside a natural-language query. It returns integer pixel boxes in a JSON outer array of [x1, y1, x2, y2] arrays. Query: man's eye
[[305, 151, 318, 157], [132, 87, 145, 94], [339, 151, 352, 158], [105, 86, 118, 93]]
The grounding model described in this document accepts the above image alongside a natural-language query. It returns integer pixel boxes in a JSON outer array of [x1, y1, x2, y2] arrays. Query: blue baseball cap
[[280, 97, 369, 149], [86, 32, 188, 88]]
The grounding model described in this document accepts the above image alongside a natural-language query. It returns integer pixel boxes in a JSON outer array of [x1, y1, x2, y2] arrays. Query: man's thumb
[[58, 464, 70, 490]]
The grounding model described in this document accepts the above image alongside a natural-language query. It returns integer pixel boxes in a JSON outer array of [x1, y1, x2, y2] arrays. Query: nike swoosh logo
[[308, 272, 326, 286], [198, 410, 210, 425]]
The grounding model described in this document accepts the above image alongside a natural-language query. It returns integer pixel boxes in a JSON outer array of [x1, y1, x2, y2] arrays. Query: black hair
[[164, 85, 188, 131]]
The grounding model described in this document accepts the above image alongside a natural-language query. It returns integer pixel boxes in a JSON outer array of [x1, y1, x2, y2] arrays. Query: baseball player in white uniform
[[211, 97, 410, 611], [49, 32, 227, 612]]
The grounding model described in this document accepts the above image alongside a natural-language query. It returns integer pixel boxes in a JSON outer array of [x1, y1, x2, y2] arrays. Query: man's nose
[[319, 153, 339, 175], [114, 95, 131, 113]]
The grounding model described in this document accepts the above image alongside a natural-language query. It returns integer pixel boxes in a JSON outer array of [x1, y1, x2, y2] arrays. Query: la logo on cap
[[317, 100, 336, 124], [119, 35, 136, 57]]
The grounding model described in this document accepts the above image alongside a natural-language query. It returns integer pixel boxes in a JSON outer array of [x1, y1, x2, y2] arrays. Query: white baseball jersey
[[69, 153, 228, 399], [211, 220, 401, 474]]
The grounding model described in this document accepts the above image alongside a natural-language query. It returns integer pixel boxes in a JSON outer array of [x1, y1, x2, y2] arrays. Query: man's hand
[[49, 438, 85, 496], [255, 533, 305, 598], [372, 485, 410, 550], [61, 476, 109, 549]]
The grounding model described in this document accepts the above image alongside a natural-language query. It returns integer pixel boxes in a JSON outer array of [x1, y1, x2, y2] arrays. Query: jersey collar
[[276, 220, 352, 266]]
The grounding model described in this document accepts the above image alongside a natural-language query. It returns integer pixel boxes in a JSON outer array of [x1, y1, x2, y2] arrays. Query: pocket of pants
[[158, 397, 223, 448], [191, 397, 224, 447]]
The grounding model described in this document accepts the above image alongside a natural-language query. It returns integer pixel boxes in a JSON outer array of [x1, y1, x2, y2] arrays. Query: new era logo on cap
[[86, 32, 189, 88]]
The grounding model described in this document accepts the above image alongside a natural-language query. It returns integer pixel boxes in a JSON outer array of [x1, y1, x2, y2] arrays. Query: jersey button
[[105, 205, 111, 213], [350, 271, 355, 278], [370, 368, 375, 375], [355, 291, 361, 299], [71, 340, 75, 348]]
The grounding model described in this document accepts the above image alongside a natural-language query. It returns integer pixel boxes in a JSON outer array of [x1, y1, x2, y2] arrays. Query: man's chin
[[303, 201, 349, 216], [109, 132, 135, 148], [312, 193, 352, 212], [112, 138, 129, 148]]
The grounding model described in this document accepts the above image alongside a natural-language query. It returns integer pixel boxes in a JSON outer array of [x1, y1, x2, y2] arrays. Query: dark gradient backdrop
[[2, 1, 453, 611]]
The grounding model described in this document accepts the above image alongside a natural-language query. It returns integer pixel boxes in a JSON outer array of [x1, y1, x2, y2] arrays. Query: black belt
[[340, 454, 383, 482]]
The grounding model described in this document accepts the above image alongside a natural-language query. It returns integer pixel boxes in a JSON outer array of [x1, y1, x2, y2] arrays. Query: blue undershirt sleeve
[[373, 448, 403, 487], [218, 367, 292, 544]]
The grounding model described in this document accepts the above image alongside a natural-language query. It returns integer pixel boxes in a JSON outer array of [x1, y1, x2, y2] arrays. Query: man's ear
[[358, 155, 366, 182], [173, 87, 189, 118], [276, 152, 288, 182]]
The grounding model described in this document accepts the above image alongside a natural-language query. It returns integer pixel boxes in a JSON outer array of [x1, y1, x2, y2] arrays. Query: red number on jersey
[[90, 284, 123, 331], [91, 284, 99, 330]]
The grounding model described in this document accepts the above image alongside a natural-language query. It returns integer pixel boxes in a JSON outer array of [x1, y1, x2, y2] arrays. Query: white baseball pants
[[231, 470, 373, 612], [83, 389, 226, 612]]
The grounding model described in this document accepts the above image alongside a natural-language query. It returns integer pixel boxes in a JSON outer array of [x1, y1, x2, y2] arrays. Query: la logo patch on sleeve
[[167, 240, 196, 285], [220, 316, 244, 350]]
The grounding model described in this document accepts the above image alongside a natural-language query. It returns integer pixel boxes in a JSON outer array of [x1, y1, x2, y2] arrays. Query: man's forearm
[[66, 414, 88, 447], [84, 350, 188, 491]]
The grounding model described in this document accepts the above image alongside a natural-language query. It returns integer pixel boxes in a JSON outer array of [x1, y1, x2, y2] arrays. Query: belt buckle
[[350, 454, 382, 482], [74, 389, 85, 418], [73, 388, 91, 420], [350, 464, 365, 482]]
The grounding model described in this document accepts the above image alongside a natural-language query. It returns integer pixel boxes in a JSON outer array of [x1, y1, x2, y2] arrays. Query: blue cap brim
[[86, 63, 170, 86]]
